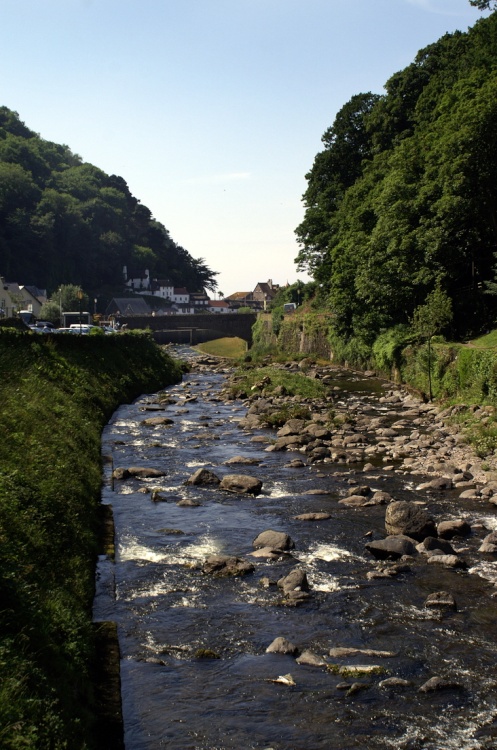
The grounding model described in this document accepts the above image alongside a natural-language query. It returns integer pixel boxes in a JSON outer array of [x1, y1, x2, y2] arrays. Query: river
[[94, 348, 497, 750]]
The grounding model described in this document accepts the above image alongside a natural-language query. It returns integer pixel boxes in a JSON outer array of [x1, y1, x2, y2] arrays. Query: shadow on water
[[94, 348, 497, 750]]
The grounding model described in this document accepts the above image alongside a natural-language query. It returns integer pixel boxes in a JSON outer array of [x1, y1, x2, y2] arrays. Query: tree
[[295, 92, 380, 276], [469, 1, 497, 10], [41, 284, 89, 323], [0, 105, 219, 295], [411, 285, 453, 400]]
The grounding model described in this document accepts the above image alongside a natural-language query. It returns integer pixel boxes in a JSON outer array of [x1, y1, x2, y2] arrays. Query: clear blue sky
[[0, 0, 487, 295]]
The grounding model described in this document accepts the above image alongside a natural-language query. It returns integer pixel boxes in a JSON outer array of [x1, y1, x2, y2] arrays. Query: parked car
[[30, 321, 56, 333], [69, 324, 94, 334]]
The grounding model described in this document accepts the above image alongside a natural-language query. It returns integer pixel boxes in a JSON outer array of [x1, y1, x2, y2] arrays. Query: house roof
[[174, 287, 188, 295], [226, 291, 252, 300], [208, 300, 228, 307], [106, 297, 151, 315], [21, 285, 47, 301]]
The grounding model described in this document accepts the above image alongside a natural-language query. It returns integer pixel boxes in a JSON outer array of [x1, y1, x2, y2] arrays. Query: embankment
[[0, 329, 183, 750], [253, 311, 497, 407]]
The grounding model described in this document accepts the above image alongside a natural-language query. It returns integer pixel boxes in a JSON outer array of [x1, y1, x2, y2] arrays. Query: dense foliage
[[296, 11, 497, 350], [0, 330, 182, 748], [0, 107, 218, 297]]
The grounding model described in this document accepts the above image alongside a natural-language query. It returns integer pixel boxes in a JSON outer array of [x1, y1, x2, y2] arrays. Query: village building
[[208, 299, 232, 314], [105, 297, 152, 317], [226, 280, 283, 311]]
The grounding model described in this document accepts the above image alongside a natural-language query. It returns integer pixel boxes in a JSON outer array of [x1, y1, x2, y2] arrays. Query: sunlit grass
[[195, 337, 247, 358], [469, 329, 497, 348]]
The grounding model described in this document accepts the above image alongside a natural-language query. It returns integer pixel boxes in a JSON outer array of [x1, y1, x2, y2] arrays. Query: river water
[[94, 348, 497, 750]]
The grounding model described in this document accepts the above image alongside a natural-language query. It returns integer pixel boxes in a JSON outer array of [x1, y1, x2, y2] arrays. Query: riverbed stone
[[253, 530, 294, 551], [113, 466, 167, 480], [274, 435, 308, 451], [142, 416, 175, 426], [379, 677, 412, 689], [202, 555, 255, 577], [184, 468, 220, 486], [417, 537, 455, 555], [427, 554, 467, 569], [419, 676, 464, 692], [293, 512, 331, 521], [277, 419, 306, 437], [385, 501, 436, 541], [249, 546, 292, 559], [284, 459, 306, 468], [265, 637, 298, 655], [424, 591, 457, 611], [416, 476, 453, 491], [365, 535, 417, 560], [478, 531, 497, 553], [329, 647, 395, 658], [296, 650, 327, 667], [277, 568, 310, 594], [437, 519, 472, 539], [223, 456, 260, 465], [339, 495, 375, 507], [219, 474, 263, 495]]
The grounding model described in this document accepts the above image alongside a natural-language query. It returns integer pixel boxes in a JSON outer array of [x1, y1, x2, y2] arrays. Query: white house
[[123, 266, 152, 291], [208, 300, 231, 314]]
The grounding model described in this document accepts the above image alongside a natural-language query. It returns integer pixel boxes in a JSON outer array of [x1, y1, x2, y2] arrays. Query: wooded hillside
[[0, 107, 217, 295], [296, 10, 497, 350]]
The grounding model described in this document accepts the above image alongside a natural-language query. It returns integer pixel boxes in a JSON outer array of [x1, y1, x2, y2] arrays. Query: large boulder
[[385, 501, 436, 541], [219, 474, 263, 495], [253, 530, 294, 551], [365, 535, 417, 560]]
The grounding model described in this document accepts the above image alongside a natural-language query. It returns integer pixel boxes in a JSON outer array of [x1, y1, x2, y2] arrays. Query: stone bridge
[[117, 312, 257, 347]]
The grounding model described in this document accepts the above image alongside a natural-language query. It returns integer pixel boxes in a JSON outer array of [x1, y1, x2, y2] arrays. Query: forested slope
[[0, 107, 217, 296], [296, 10, 497, 354]]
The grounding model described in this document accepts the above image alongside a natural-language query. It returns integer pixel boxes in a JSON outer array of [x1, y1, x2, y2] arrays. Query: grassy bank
[[0, 329, 182, 749], [195, 337, 247, 358]]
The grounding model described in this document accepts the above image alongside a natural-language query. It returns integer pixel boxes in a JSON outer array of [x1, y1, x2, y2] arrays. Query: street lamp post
[[77, 289, 84, 334]]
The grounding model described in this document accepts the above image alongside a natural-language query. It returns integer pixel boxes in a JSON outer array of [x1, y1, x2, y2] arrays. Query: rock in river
[[277, 568, 310, 594], [185, 468, 220, 486], [266, 637, 299, 655], [253, 529, 294, 551], [385, 501, 436, 541], [202, 555, 255, 577], [219, 474, 263, 495], [365, 535, 417, 560], [113, 466, 167, 480]]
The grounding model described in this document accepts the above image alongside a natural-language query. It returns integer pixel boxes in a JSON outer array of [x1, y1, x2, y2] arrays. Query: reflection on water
[[95, 348, 497, 750]]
